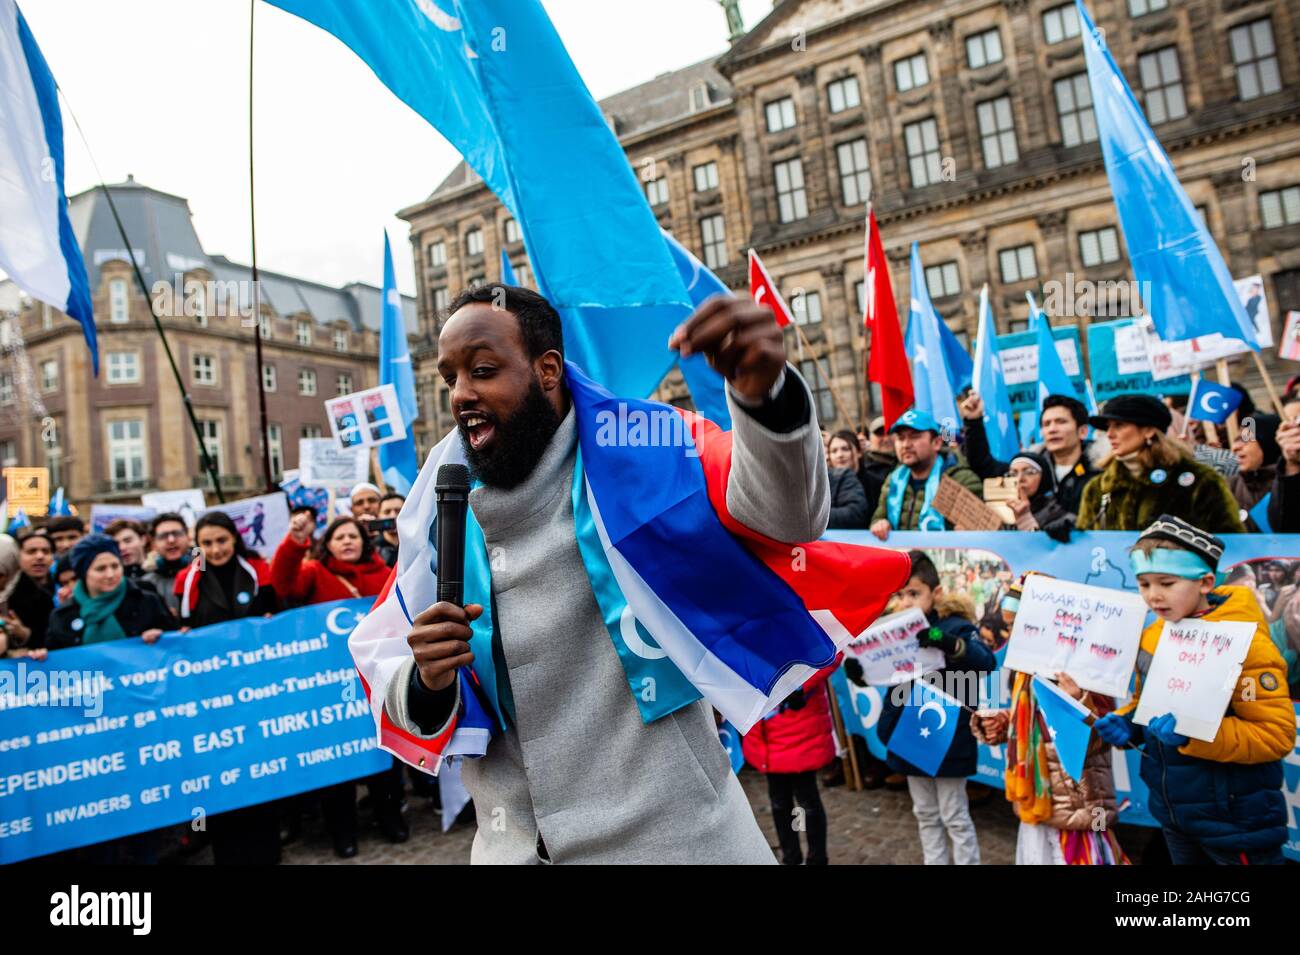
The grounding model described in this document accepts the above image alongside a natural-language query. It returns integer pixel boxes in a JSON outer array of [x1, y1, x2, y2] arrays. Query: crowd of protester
[[6, 375, 1296, 867]]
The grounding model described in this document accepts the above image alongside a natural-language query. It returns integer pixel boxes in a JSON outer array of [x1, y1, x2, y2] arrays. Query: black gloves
[[843, 657, 866, 688], [918, 625, 961, 656], [1043, 518, 1072, 544]]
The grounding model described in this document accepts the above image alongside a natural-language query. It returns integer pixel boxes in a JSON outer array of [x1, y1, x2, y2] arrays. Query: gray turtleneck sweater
[[384, 369, 829, 863]]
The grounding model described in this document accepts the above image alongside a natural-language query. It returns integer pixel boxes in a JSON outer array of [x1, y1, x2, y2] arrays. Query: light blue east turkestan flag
[[269, 0, 710, 408], [499, 247, 517, 285], [1028, 291, 1079, 412], [973, 284, 1019, 461], [47, 486, 72, 517], [904, 243, 963, 430], [0, 1, 97, 374], [377, 233, 420, 495], [1077, 0, 1256, 348], [1030, 676, 1093, 782], [662, 230, 731, 427]]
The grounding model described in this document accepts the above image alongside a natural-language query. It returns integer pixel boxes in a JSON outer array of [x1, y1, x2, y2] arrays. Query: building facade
[[0, 178, 417, 504], [400, 0, 1300, 435]]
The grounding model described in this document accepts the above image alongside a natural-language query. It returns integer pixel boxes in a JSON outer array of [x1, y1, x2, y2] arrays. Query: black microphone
[[435, 463, 471, 606]]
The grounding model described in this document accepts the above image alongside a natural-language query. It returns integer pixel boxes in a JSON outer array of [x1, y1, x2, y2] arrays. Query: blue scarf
[[885, 456, 947, 531]]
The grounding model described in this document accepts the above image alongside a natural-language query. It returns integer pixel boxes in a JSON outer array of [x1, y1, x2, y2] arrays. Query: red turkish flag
[[863, 208, 913, 430], [747, 249, 794, 327]]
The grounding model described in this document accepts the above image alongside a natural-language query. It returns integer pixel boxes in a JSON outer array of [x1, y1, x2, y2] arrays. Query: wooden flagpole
[[1249, 351, 1288, 419], [793, 322, 855, 427]]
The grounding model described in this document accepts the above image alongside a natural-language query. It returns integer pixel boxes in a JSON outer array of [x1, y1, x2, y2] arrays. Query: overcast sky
[[19, 0, 774, 298]]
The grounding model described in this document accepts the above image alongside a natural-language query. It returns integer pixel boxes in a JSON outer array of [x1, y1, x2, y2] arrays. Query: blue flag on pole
[[905, 244, 962, 430], [663, 230, 730, 427], [887, 679, 964, 776], [1077, 0, 1256, 348], [8, 508, 29, 532], [1186, 379, 1244, 424], [1031, 675, 1093, 783], [973, 284, 1019, 461], [268, 0, 693, 403], [1028, 292, 1078, 412], [0, 1, 97, 374], [47, 486, 71, 517], [377, 233, 420, 496], [499, 247, 517, 286]]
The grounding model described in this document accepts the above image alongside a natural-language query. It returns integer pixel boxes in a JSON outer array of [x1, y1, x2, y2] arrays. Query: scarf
[[352, 362, 912, 773], [322, 553, 388, 597], [73, 578, 127, 645], [884, 456, 946, 530]]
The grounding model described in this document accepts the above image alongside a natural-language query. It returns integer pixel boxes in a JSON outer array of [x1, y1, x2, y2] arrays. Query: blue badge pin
[[236, 591, 251, 605], [1150, 469, 1167, 484], [70, 618, 84, 631]]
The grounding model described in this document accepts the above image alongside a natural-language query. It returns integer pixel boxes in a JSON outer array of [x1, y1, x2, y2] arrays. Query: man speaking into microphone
[[350, 284, 908, 864]]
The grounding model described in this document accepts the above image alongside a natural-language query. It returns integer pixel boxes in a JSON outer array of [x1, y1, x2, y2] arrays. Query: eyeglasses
[[155, 530, 187, 541]]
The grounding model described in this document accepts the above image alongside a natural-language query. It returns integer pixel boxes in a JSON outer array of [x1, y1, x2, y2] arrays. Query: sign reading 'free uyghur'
[[0, 599, 389, 863]]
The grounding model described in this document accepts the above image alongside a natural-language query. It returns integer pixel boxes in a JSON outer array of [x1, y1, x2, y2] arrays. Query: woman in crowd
[[140, 512, 193, 617], [271, 512, 407, 857], [1230, 414, 1280, 531], [826, 430, 870, 529], [105, 518, 152, 586], [1002, 451, 1072, 535], [173, 511, 280, 865], [7, 529, 55, 655], [1077, 395, 1244, 533], [46, 534, 171, 649]]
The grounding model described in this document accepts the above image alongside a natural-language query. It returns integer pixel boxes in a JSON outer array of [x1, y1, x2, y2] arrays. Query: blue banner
[[0, 599, 389, 863], [823, 530, 1300, 861], [1087, 319, 1191, 400], [995, 326, 1086, 412]]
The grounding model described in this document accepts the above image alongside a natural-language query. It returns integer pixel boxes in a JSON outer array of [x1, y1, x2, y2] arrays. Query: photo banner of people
[[324, 383, 407, 451], [200, 493, 290, 560]]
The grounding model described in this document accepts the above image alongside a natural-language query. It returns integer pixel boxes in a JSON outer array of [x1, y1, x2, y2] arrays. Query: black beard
[[460, 378, 562, 489]]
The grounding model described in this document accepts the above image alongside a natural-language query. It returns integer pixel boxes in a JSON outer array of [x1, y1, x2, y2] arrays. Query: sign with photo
[[324, 383, 407, 450], [200, 492, 289, 559], [141, 489, 207, 528], [299, 439, 369, 490], [4, 467, 49, 517]]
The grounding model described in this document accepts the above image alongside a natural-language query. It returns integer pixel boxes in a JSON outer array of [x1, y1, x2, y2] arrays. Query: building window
[[267, 423, 283, 480], [107, 351, 140, 384], [836, 138, 871, 206], [692, 161, 719, 192], [191, 353, 217, 386], [262, 363, 277, 392], [699, 214, 728, 269], [109, 279, 129, 323], [999, 245, 1038, 284], [1138, 47, 1186, 123], [1079, 226, 1121, 266], [773, 159, 808, 223], [1054, 73, 1097, 147], [894, 52, 929, 92], [298, 368, 317, 396], [465, 227, 484, 256], [198, 420, 223, 476], [336, 372, 353, 396], [789, 290, 823, 326], [427, 240, 446, 267], [966, 28, 1003, 69], [1128, 0, 1168, 16], [503, 218, 521, 244], [1042, 3, 1081, 44], [1259, 186, 1300, 229], [689, 83, 710, 112], [432, 286, 449, 318], [925, 261, 961, 299], [827, 76, 861, 113], [191, 286, 207, 327], [645, 176, 669, 206], [300, 424, 323, 440], [798, 359, 836, 423], [107, 419, 147, 486], [40, 359, 59, 393], [764, 96, 796, 133], [976, 96, 1019, 168], [1230, 19, 1281, 101], [904, 118, 943, 188], [855, 280, 866, 314], [0, 440, 14, 467], [0, 373, 12, 404], [466, 275, 486, 289], [296, 320, 312, 346], [332, 328, 348, 352], [258, 314, 273, 340]]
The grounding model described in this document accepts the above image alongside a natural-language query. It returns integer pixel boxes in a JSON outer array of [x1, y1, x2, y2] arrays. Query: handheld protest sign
[[932, 476, 1004, 531], [1003, 576, 1146, 697], [1132, 619, 1255, 742], [4, 467, 49, 517], [845, 607, 945, 686], [324, 383, 407, 450]]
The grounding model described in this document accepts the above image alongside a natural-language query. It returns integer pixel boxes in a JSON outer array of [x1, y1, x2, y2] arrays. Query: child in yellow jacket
[[1094, 515, 1295, 864]]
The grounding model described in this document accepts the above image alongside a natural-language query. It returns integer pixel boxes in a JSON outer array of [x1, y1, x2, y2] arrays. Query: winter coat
[[1267, 468, 1300, 533], [8, 573, 54, 650], [46, 579, 172, 649], [173, 555, 277, 629], [1117, 587, 1293, 851], [870, 451, 983, 531], [270, 536, 391, 606], [1076, 457, 1245, 533], [741, 658, 840, 774], [141, 554, 193, 617], [858, 451, 897, 512], [877, 597, 997, 777], [1229, 466, 1274, 532], [827, 467, 870, 529]]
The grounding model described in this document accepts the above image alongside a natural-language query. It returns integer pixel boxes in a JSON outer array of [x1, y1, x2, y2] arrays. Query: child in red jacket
[[742, 657, 841, 865]]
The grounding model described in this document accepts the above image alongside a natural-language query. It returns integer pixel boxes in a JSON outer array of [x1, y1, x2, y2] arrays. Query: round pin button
[[236, 591, 251, 605], [1178, 471, 1195, 487], [71, 618, 84, 631], [1150, 469, 1167, 484]]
